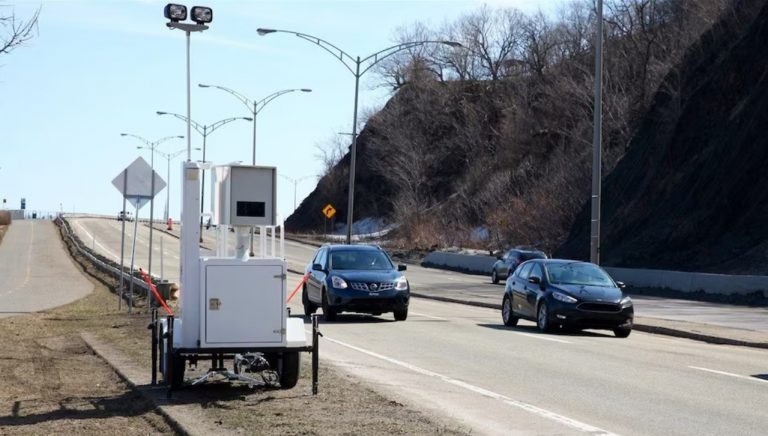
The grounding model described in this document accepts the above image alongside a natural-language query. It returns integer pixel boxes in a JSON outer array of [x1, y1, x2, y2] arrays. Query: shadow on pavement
[[476, 323, 614, 338]]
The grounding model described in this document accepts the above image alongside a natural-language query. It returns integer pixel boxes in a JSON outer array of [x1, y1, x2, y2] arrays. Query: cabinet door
[[205, 264, 284, 345]]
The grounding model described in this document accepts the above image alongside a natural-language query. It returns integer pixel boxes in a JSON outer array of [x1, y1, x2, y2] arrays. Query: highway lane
[[0, 220, 93, 318], [293, 293, 768, 435], [69, 217, 768, 435]]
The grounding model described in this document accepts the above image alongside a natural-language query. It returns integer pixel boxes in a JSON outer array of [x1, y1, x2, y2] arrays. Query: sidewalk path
[[0, 220, 93, 318]]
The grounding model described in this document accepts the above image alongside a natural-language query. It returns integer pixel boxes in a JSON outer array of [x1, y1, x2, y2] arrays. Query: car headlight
[[331, 276, 348, 289], [620, 296, 633, 308], [394, 276, 408, 291], [552, 291, 577, 303]]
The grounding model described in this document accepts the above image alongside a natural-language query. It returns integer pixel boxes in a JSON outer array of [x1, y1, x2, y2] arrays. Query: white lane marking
[[689, 366, 768, 385], [409, 311, 448, 321], [511, 331, 574, 344], [74, 220, 121, 261], [320, 334, 617, 435]]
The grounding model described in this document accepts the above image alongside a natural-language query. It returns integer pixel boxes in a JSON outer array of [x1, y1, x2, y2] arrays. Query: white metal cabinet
[[200, 258, 286, 347]]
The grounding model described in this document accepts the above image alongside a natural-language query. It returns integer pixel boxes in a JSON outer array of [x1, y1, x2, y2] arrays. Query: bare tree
[[1, 4, 39, 56]]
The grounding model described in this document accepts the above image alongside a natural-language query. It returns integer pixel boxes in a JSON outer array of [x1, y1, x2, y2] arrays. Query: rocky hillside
[[557, 0, 768, 274], [288, 1, 759, 271]]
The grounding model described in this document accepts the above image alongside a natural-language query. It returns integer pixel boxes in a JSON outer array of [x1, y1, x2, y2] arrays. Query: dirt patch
[[0, 291, 173, 434]]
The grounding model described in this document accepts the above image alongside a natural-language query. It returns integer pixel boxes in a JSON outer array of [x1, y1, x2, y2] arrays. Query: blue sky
[[1, 0, 561, 221]]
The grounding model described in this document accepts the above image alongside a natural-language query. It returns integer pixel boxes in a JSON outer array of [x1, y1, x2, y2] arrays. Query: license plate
[[369, 292, 380, 296]]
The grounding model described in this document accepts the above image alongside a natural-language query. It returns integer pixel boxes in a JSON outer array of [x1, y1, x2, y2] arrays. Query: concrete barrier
[[422, 252, 497, 275], [422, 251, 767, 297], [605, 267, 768, 296]]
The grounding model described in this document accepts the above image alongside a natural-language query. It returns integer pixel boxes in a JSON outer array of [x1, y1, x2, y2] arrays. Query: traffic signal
[[21, 198, 26, 210]]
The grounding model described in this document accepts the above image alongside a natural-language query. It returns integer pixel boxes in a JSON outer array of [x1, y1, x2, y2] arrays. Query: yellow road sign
[[322, 204, 336, 219]]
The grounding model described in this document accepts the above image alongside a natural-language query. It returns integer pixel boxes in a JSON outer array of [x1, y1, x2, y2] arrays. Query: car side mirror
[[398, 264, 407, 271], [528, 276, 541, 285], [312, 263, 324, 272], [615, 281, 626, 289]]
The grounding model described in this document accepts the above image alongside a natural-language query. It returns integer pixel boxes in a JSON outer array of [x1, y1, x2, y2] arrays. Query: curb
[[410, 293, 768, 350], [80, 332, 192, 436], [81, 332, 239, 436]]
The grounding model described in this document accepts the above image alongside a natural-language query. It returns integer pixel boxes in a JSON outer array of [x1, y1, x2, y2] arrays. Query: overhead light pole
[[139, 147, 187, 222], [156, 111, 252, 241], [279, 174, 314, 212], [120, 133, 183, 280], [591, 0, 604, 265], [257, 27, 462, 244], [198, 84, 312, 165]]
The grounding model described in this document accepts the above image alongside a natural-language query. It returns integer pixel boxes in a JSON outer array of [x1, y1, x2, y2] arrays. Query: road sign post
[[112, 157, 166, 312], [322, 204, 336, 241]]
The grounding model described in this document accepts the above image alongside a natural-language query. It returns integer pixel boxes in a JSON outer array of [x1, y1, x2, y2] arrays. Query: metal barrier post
[[312, 314, 321, 395], [150, 308, 158, 385]]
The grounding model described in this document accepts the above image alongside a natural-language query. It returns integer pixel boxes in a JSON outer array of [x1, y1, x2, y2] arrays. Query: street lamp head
[[441, 41, 464, 48], [156, 111, 168, 115], [190, 6, 213, 24], [243, 117, 254, 122], [175, 135, 184, 139], [198, 83, 210, 88], [300, 88, 312, 92], [120, 133, 129, 136], [164, 3, 187, 22], [257, 28, 276, 36]]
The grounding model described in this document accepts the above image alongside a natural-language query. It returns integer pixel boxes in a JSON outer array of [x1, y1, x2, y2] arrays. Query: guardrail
[[57, 215, 150, 305]]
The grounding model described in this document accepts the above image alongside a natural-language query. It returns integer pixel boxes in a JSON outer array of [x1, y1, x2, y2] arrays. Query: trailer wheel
[[279, 352, 300, 389], [170, 352, 185, 389]]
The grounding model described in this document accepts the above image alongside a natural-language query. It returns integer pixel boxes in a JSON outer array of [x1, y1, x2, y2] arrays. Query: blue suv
[[303, 244, 410, 321]]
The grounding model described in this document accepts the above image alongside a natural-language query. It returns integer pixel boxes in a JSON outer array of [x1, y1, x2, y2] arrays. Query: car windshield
[[546, 263, 615, 287], [330, 250, 393, 271], [521, 252, 546, 261]]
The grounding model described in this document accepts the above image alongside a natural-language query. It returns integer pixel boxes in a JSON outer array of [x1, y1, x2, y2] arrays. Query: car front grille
[[350, 282, 394, 292], [578, 302, 621, 313]]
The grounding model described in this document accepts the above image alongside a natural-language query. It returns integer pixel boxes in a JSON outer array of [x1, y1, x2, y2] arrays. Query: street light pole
[[156, 111, 252, 242], [121, 133, 183, 281], [279, 174, 314, 211], [591, 0, 604, 265], [144, 148, 186, 222], [198, 84, 312, 165], [257, 28, 462, 244]]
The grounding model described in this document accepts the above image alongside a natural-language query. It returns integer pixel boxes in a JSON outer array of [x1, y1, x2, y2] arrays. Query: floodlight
[[164, 3, 187, 22], [191, 6, 213, 24]]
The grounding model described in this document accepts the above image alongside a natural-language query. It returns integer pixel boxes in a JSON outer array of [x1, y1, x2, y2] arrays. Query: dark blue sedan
[[303, 244, 410, 321], [501, 259, 634, 337]]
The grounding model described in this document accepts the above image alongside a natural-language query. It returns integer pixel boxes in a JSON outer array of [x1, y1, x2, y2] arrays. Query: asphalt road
[[69, 217, 768, 435], [0, 220, 93, 318]]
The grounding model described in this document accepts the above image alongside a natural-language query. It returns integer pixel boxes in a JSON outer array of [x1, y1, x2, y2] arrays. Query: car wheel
[[393, 307, 408, 321], [491, 268, 499, 284], [614, 327, 632, 338], [302, 285, 317, 316], [502, 295, 519, 326], [537, 302, 551, 333], [321, 290, 337, 322]]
